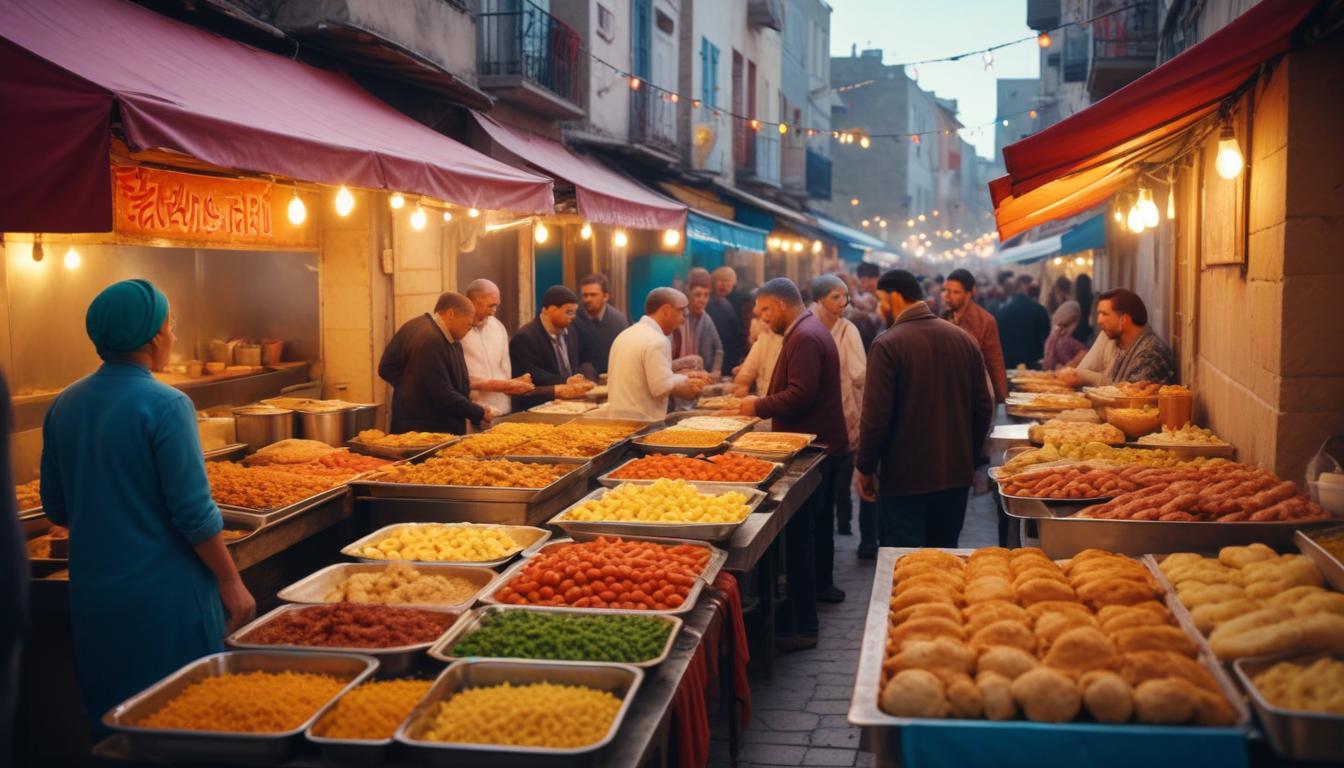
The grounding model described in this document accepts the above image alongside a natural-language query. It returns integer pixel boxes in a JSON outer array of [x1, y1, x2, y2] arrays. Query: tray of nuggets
[[997, 463, 1140, 502], [1149, 545, 1344, 662], [1233, 651, 1344, 762], [1028, 420, 1126, 446], [353, 457, 586, 504], [851, 547, 1246, 738]]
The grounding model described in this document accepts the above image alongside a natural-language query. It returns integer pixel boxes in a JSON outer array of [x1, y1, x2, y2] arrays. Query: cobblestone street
[[709, 490, 1001, 767]]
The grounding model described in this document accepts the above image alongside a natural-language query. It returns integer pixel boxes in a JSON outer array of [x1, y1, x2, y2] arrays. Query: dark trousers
[[812, 454, 842, 589], [858, 498, 878, 554], [878, 487, 971, 548], [779, 453, 842, 637], [831, 453, 854, 533]]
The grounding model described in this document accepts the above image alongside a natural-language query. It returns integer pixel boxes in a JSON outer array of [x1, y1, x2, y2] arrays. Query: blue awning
[[686, 211, 768, 253], [814, 214, 888, 251], [1061, 212, 1106, 253], [995, 235, 1062, 265]]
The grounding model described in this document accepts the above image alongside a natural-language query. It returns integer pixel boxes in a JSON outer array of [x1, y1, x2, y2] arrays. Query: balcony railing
[[630, 87, 677, 155], [477, 0, 584, 110], [1087, 0, 1158, 97], [806, 149, 831, 200], [739, 132, 780, 187]]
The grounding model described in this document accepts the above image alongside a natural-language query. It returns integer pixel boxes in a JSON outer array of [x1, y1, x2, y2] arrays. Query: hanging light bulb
[[879, 220, 888, 228], [1075, 256, 1087, 266], [63, 244, 80, 269], [1139, 187, 1159, 228], [812, 240, 822, 254], [1113, 207, 1124, 223], [389, 193, 406, 210], [1028, 109, 1038, 120], [767, 237, 781, 250], [334, 186, 355, 217], [613, 230, 629, 248], [982, 50, 994, 69], [443, 210, 453, 222], [1127, 203, 1145, 234], [467, 207, 480, 218], [409, 206, 427, 231], [778, 122, 789, 135], [31, 234, 43, 263], [1054, 256, 1064, 266], [750, 119, 760, 131], [907, 219, 915, 228], [861, 219, 871, 228], [850, 197, 860, 206], [692, 98, 702, 109], [579, 222, 592, 240], [1002, 119, 1010, 127], [663, 228, 681, 248], [918, 214, 926, 222], [287, 191, 306, 225], [932, 210, 940, 218], [1166, 187, 1176, 220], [1215, 123, 1244, 179], [669, 93, 679, 103], [859, 136, 871, 149], [534, 221, 549, 244], [1038, 31, 1052, 48], [629, 75, 641, 91], [792, 241, 804, 253]]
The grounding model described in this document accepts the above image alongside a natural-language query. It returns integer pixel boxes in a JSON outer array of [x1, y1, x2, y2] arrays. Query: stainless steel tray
[[628, 431, 731, 456], [1296, 527, 1344, 592], [217, 483, 351, 525], [102, 650, 377, 764], [226, 603, 464, 676], [395, 660, 643, 766], [1126, 441, 1236, 459], [1234, 651, 1344, 762], [346, 435, 459, 460], [494, 411, 581, 426], [595, 455, 784, 490], [17, 505, 43, 521], [305, 676, 435, 768], [427, 605, 681, 668], [850, 549, 1249, 759], [341, 522, 552, 569], [482, 544, 708, 616], [527, 401, 599, 416], [204, 443, 249, 462], [726, 432, 817, 462], [664, 412, 759, 441], [351, 457, 588, 503], [276, 562, 501, 612], [529, 533, 728, 587], [1002, 496, 1339, 558], [548, 483, 766, 543], [222, 509, 266, 548]]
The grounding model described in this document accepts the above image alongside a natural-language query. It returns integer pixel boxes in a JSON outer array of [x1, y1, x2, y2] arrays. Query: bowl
[[1106, 406, 1161, 440]]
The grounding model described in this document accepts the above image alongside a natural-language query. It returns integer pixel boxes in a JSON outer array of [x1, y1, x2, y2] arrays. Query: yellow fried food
[[1080, 671, 1133, 723], [564, 479, 751, 524], [1252, 657, 1344, 714], [1110, 626, 1198, 657], [975, 645, 1039, 680], [882, 637, 976, 681], [15, 478, 41, 510], [323, 563, 482, 605], [947, 674, 985, 718], [416, 682, 621, 748], [1218, 543, 1277, 569], [512, 423, 636, 457], [138, 671, 346, 732], [968, 620, 1035, 654], [206, 461, 349, 509], [880, 669, 949, 718], [356, 429, 457, 447], [1043, 627, 1120, 677], [1133, 678, 1197, 724], [1011, 667, 1081, 722], [312, 679, 432, 740], [357, 524, 524, 562], [977, 671, 1017, 720], [637, 428, 733, 448], [376, 457, 574, 488]]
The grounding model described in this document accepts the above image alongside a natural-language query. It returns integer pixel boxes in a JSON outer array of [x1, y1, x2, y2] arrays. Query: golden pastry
[[1110, 625, 1198, 657], [1076, 578, 1160, 610], [891, 585, 960, 612], [976, 671, 1017, 721], [880, 669, 948, 718], [1035, 611, 1099, 653], [892, 602, 964, 626], [968, 620, 1035, 654], [895, 570, 965, 594], [1252, 657, 1344, 714], [1043, 627, 1120, 677], [1023, 600, 1092, 623], [1100, 605, 1172, 634], [882, 638, 976, 681], [1015, 578, 1078, 606], [1133, 678, 1198, 724], [1012, 568, 1069, 589], [897, 550, 965, 571], [890, 617, 967, 649], [1188, 598, 1264, 634], [946, 674, 985, 719], [965, 577, 1016, 604], [1011, 667, 1082, 723], [1218, 543, 1277, 569], [1293, 591, 1344, 617], [975, 646, 1039, 680], [1265, 585, 1328, 608], [1118, 651, 1221, 693], [1207, 606, 1292, 646], [963, 601, 1031, 635], [1097, 601, 1171, 625], [1191, 687, 1239, 727], [1080, 671, 1134, 724]]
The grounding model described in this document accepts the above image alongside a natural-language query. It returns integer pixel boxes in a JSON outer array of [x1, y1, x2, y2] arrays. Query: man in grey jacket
[[671, 268, 724, 377]]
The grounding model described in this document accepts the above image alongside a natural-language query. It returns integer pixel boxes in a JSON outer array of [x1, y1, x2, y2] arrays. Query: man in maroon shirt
[[741, 278, 847, 650]]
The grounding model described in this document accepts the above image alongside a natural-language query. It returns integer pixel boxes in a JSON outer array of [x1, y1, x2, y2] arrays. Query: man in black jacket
[[378, 291, 490, 434], [997, 274, 1051, 369], [510, 286, 595, 410]]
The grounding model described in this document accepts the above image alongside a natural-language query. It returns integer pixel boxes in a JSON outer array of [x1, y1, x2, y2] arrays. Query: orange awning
[[991, 0, 1321, 240]]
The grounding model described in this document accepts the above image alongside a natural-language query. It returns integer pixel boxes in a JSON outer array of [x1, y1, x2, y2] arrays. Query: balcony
[[738, 132, 780, 188], [748, 0, 785, 31], [629, 87, 678, 159], [1087, 0, 1159, 99], [1027, 0, 1061, 31], [806, 149, 831, 200], [477, 0, 585, 120]]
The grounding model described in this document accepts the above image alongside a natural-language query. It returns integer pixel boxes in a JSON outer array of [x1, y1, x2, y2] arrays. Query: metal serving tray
[[664, 412, 759, 441], [548, 483, 766, 543], [204, 443, 249, 462], [304, 674, 436, 768], [1002, 496, 1339, 558], [527, 534, 728, 587], [346, 435, 459, 460], [596, 455, 784, 490], [1125, 441, 1236, 459], [427, 605, 682, 668], [341, 522, 552, 570], [494, 410, 581, 426], [1234, 651, 1344, 763], [1296, 527, 1344, 592], [226, 603, 463, 676], [727, 432, 817, 462], [218, 483, 351, 525], [395, 660, 643, 767], [276, 562, 501, 612], [850, 549, 1249, 761], [627, 433, 731, 456], [351, 457, 588, 504], [102, 650, 377, 764], [527, 400, 599, 416]]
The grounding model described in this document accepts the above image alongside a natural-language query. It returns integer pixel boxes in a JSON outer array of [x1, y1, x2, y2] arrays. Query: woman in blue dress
[[40, 279, 256, 732]]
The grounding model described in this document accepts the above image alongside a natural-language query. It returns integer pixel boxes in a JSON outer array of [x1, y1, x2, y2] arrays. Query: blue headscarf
[[85, 279, 170, 360]]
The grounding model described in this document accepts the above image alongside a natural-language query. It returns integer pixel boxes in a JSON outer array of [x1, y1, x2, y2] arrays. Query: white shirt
[[607, 315, 687, 421], [460, 315, 512, 415], [735, 329, 782, 395], [1075, 334, 1119, 386]]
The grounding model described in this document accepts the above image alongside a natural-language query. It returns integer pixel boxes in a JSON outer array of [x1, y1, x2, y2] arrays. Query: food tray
[[204, 443, 249, 462], [218, 483, 352, 525], [346, 435, 459, 460], [342, 522, 552, 570], [1004, 406, 1063, 421], [1125, 441, 1236, 459], [849, 549, 1250, 763], [727, 432, 817, 461], [222, 509, 266, 547], [395, 660, 643, 767], [276, 562, 501, 612], [103, 650, 377, 764], [595, 455, 784, 490], [548, 483, 766, 543], [507, 417, 658, 476], [305, 676, 432, 768], [1296, 527, 1344, 592], [530, 534, 727, 587], [664, 412, 759, 441], [1233, 651, 1344, 763], [995, 486, 1119, 505], [351, 457, 588, 504], [1003, 497, 1339, 558], [527, 400, 599, 415], [427, 605, 682, 668], [225, 604, 463, 676], [628, 430, 731, 456]]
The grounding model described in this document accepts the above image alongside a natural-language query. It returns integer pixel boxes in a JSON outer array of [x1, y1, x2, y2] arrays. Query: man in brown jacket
[[856, 270, 994, 547], [942, 269, 1007, 403]]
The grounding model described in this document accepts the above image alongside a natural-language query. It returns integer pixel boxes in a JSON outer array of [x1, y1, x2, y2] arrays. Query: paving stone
[[810, 727, 862, 748], [739, 743, 808, 766], [813, 684, 854, 700], [742, 729, 812, 746], [818, 714, 854, 729], [856, 750, 878, 767], [803, 747, 858, 766], [753, 709, 820, 732], [817, 672, 858, 686], [805, 699, 852, 715]]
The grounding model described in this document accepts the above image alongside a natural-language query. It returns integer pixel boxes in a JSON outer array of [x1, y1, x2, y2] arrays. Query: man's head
[[434, 291, 476, 340], [1015, 274, 1035, 296], [86, 279, 175, 370], [579, 274, 610, 316], [996, 270, 1016, 288], [856, 262, 880, 293], [754, 278, 804, 335], [810, 274, 849, 317], [1095, 288, 1148, 340], [687, 269, 712, 316], [875, 269, 924, 325], [464, 278, 500, 323], [942, 269, 975, 313], [645, 287, 689, 334], [711, 266, 737, 298], [539, 285, 580, 330]]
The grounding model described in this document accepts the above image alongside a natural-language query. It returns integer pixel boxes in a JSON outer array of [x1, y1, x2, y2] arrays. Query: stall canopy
[[0, 0, 554, 232], [473, 112, 687, 231], [687, 212, 768, 253], [989, 0, 1320, 240], [1060, 212, 1107, 254], [995, 235, 1063, 266], [814, 215, 888, 252]]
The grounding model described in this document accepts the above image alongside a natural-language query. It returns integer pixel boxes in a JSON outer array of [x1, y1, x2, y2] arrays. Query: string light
[[389, 193, 405, 210], [861, 219, 871, 228], [1166, 187, 1176, 220], [334, 186, 355, 217], [850, 197, 860, 206], [1215, 122, 1244, 179], [613, 230, 629, 248], [1138, 187, 1159, 228], [580, 222, 592, 240], [534, 221, 549, 244], [812, 240, 822, 254], [629, 76, 641, 91], [287, 191, 306, 225], [443, 210, 453, 222], [1028, 109, 1038, 119], [750, 119, 760, 131], [778, 122, 789, 135], [859, 136, 871, 149], [663, 228, 681, 247], [1126, 202, 1146, 234], [792, 241, 804, 253], [468, 207, 480, 218], [63, 244, 80, 269], [1037, 31, 1052, 48], [907, 219, 915, 227], [669, 93, 679, 103], [409, 206, 427, 230]]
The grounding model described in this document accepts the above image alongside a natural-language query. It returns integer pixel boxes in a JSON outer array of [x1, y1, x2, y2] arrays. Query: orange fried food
[[976, 646, 1039, 680], [1076, 578, 1161, 610], [880, 669, 948, 718], [882, 638, 976, 682], [1133, 678, 1199, 724], [890, 617, 967, 650], [968, 620, 1035, 654], [1110, 625, 1199, 657], [965, 577, 1015, 604], [1015, 578, 1078, 606], [964, 601, 1031, 635], [894, 571, 964, 595], [1043, 627, 1120, 677], [1097, 601, 1171, 625], [1080, 671, 1134, 724], [1011, 667, 1082, 723], [1099, 605, 1174, 634], [946, 674, 985, 719], [891, 585, 960, 612], [1012, 568, 1069, 589], [1025, 600, 1093, 623], [1118, 651, 1220, 693], [1035, 611, 1099, 653], [896, 550, 964, 572], [892, 602, 964, 626], [976, 671, 1017, 720]]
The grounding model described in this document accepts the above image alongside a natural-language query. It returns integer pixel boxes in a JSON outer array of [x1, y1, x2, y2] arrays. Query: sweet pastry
[[880, 669, 948, 718], [1011, 667, 1082, 723]]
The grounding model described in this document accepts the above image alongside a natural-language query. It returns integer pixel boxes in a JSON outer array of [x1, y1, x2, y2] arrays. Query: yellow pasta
[[359, 524, 523, 562], [565, 479, 751, 524], [138, 672, 345, 732], [417, 682, 621, 748], [312, 679, 432, 740]]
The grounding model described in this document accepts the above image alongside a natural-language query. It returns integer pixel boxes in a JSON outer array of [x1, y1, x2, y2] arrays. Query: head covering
[[1052, 300, 1082, 328], [1044, 300, 1082, 370], [540, 285, 578, 309], [810, 274, 847, 327], [85, 279, 169, 360]]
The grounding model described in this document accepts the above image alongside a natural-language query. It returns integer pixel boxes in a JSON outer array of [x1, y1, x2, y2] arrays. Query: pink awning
[[474, 112, 687, 231], [0, 0, 553, 232]]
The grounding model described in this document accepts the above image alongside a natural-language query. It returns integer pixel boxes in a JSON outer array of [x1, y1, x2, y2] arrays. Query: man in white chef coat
[[606, 288, 708, 421]]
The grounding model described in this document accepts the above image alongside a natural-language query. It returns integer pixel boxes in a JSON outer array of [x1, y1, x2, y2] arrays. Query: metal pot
[[232, 406, 294, 450], [349, 403, 382, 433], [297, 408, 356, 447]]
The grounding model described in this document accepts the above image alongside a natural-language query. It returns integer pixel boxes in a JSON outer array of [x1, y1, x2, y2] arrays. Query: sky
[[828, 0, 1040, 159]]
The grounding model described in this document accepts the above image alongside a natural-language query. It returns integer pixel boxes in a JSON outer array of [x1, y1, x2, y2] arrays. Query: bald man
[[379, 291, 492, 434], [607, 288, 708, 420]]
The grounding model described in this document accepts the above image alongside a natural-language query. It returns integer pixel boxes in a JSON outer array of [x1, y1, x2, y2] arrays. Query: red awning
[[0, 0, 553, 232], [473, 113, 687, 231], [991, 0, 1320, 240]]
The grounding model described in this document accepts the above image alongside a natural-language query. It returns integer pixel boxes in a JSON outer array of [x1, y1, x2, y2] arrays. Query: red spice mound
[[241, 603, 455, 648]]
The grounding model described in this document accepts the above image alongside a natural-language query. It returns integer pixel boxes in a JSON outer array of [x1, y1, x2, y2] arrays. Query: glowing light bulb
[[918, 214, 926, 222], [907, 219, 915, 228], [335, 186, 355, 217], [1139, 188, 1159, 228], [1002, 119, 1009, 127], [1127, 204, 1145, 234], [750, 119, 760, 131], [1075, 256, 1086, 266], [629, 76, 641, 90], [663, 229, 681, 248], [768, 237, 781, 250], [1038, 32, 1052, 48], [1053, 256, 1063, 266], [389, 193, 405, 210], [580, 222, 592, 240], [792, 241, 804, 253], [1114, 208, 1124, 223], [933, 210, 940, 217], [859, 136, 871, 149], [861, 219, 871, 228], [1166, 188, 1176, 220], [850, 197, 860, 207], [812, 240, 822, 254], [468, 208, 480, 218], [613, 230, 629, 248], [534, 222, 549, 244], [410, 206, 427, 230], [880, 220, 888, 228], [1028, 109, 1038, 120], [63, 245, 80, 269], [778, 122, 789, 135], [287, 192, 306, 225], [443, 210, 453, 222], [1215, 125, 1244, 179]]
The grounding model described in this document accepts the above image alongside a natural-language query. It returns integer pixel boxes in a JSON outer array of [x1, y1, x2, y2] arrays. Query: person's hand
[[503, 377, 535, 395], [554, 384, 582, 399], [566, 374, 590, 386], [219, 576, 256, 635], [855, 471, 878, 503], [738, 396, 758, 417], [481, 405, 496, 422], [732, 384, 750, 398], [1056, 368, 1081, 387]]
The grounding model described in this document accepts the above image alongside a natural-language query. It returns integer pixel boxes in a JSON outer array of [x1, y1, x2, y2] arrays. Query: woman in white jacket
[[810, 274, 866, 536]]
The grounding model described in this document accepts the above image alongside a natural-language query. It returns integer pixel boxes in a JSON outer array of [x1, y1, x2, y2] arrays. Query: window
[[655, 9, 674, 35], [597, 4, 615, 42], [701, 37, 720, 107]]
